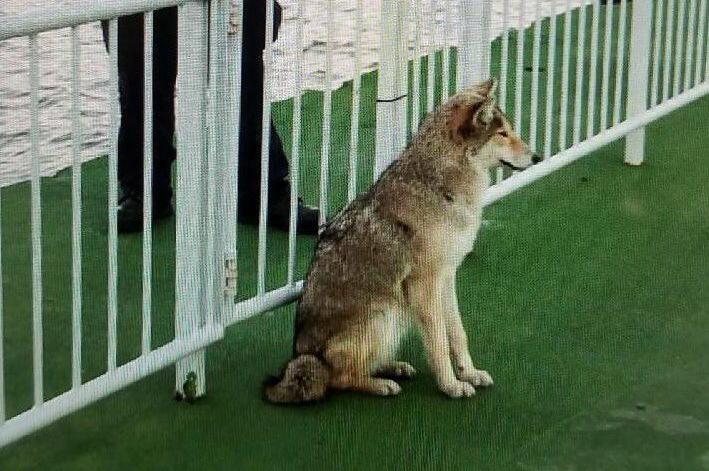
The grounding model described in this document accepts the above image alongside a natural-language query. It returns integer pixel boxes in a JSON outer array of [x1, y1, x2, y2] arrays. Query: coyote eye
[[497, 130, 509, 138]]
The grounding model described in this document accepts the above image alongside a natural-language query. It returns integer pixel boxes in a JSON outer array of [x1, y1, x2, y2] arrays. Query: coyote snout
[[264, 78, 536, 403], [487, 125, 539, 171]]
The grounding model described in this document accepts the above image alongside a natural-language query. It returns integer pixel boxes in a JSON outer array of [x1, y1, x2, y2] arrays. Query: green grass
[[2, 4, 709, 470]]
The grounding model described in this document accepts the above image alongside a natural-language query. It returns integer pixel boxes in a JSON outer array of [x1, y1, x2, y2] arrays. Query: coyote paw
[[440, 380, 476, 398], [379, 362, 417, 379], [371, 378, 402, 396], [392, 362, 417, 379], [470, 369, 494, 387], [459, 368, 494, 387]]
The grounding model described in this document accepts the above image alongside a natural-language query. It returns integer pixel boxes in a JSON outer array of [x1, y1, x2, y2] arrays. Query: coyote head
[[445, 78, 539, 171]]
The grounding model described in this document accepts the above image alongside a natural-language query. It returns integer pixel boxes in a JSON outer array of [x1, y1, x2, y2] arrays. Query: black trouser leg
[[238, 1, 290, 207], [101, 8, 177, 206]]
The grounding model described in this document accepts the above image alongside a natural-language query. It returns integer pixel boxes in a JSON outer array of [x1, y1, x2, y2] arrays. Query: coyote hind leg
[[327, 351, 402, 396], [324, 318, 403, 397], [330, 373, 402, 396]]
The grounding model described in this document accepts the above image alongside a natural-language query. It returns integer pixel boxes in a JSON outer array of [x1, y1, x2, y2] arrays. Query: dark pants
[[102, 1, 289, 207]]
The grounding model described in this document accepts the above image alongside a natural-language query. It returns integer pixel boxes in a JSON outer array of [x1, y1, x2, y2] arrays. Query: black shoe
[[238, 194, 320, 236], [269, 195, 320, 236], [117, 191, 174, 234]]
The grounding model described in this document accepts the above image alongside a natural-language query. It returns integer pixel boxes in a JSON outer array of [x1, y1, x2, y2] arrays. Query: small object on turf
[[636, 402, 647, 411], [183, 372, 198, 404]]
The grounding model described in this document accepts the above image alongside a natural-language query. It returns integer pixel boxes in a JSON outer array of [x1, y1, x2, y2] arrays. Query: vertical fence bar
[[208, 0, 231, 324], [529, 0, 542, 150], [684, 0, 698, 90], [70, 26, 83, 387], [497, 0, 511, 181], [175, 2, 208, 398], [411, 0, 422, 134], [319, 0, 334, 228], [457, 0, 491, 88], [347, 0, 363, 202], [288, 0, 305, 285], [612, 0, 628, 126], [0, 189, 3, 423], [442, 0, 452, 98], [704, 0, 709, 81], [212, 0, 238, 329], [662, 0, 675, 101], [624, 0, 653, 166], [514, 0, 526, 135], [559, 0, 572, 148], [696, 0, 708, 85], [107, 20, 119, 372], [572, 2, 587, 145], [543, 0, 558, 159], [257, 0, 275, 293], [586, 0, 601, 137], [705, 7, 708, 81], [223, 0, 244, 311], [376, 0, 409, 178], [399, 1, 410, 153], [650, 0, 665, 106], [426, 0, 436, 113], [499, 0, 510, 112], [142, 11, 153, 355], [600, 0, 614, 129], [29, 35, 44, 406], [672, 0, 687, 94], [198, 0, 210, 318], [204, 0, 223, 329]]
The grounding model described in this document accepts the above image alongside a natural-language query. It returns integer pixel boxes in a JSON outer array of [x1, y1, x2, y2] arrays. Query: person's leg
[[238, 0, 288, 199], [151, 7, 178, 204], [238, 1, 319, 234], [102, 9, 177, 232], [102, 16, 144, 197]]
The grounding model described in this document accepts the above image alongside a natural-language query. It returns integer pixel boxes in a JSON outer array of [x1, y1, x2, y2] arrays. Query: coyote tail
[[263, 354, 330, 404]]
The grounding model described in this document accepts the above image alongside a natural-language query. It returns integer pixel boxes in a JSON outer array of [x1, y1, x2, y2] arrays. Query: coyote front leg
[[442, 270, 493, 388], [408, 274, 475, 398]]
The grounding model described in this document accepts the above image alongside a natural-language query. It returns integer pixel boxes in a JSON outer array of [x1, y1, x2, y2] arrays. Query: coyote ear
[[473, 78, 497, 127], [448, 103, 477, 144], [473, 97, 495, 128], [448, 98, 496, 144], [480, 77, 498, 98]]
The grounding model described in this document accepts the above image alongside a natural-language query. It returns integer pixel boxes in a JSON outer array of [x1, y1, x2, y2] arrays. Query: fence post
[[375, 0, 409, 178], [221, 0, 243, 319], [624, 0, 653, 166], [175, 1, 209, 400], [208, 0, 233, 326], [457, 0, 492, 89]]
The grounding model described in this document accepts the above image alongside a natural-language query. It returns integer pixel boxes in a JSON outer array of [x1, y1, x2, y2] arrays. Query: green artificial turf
[[1, 3, 709, 470]]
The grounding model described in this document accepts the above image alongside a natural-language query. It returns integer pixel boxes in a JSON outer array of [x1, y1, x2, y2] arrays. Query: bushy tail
[[263, 354, 330, 404]]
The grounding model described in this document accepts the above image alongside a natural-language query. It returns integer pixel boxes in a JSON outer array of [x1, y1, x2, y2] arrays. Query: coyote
[[265, 78, 539, 402]]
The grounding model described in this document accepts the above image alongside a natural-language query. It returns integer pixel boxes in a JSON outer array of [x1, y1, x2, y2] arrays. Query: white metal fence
[[0, 0, 232, 446], [0, 0, 707, 448]]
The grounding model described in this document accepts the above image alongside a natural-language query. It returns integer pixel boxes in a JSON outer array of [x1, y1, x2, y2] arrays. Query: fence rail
[[0, 0, 707, 449]]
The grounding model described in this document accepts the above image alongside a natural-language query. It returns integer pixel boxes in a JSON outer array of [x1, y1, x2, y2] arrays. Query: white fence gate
[[0, 0, 707, 448]]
